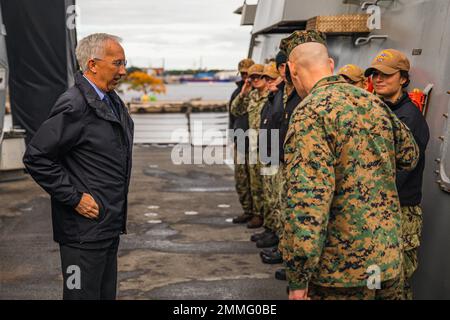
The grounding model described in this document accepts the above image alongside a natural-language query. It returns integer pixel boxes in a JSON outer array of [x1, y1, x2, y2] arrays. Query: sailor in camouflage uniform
[[231, 64, 270, 229], [281, 30, 420, 300], [231, 59, 255, 224], [365, 49, 430, 300], [338, 64, 368, 90], [253, 62, 283, 248], [258, 50, 302, 270]]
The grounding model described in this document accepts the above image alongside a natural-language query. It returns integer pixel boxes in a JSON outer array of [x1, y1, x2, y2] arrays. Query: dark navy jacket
[[23, 72, 134, 244], [385, 93, 429, 206]]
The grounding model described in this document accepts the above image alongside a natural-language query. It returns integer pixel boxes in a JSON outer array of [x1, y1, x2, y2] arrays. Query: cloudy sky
[[76, 0, 256, 70]]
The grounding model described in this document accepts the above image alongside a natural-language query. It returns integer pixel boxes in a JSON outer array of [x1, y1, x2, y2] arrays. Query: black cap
[[275, 51, 287, 69]]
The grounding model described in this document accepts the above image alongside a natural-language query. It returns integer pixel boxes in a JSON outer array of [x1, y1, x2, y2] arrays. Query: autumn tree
[[125, 71, 166, 95]]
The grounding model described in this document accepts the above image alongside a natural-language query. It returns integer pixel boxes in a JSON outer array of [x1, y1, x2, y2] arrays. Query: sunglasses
[[263, 75, 276, 81], [249, 75, 263, 82]]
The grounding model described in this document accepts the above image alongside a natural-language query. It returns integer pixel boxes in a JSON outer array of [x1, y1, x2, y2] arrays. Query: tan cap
[[338, 64, 365, 82], [248, 64, 265, 77], [263, 63, 280, 79], [365, 49, 410, 77], [238, 58, 255, 73]]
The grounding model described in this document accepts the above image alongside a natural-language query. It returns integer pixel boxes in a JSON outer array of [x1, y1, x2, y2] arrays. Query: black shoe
[[275, 268, 286, 281], [251, 229, 271, 242], [232, 214, 252, 224], [247, 215, 264, 229], [260, 246, 278, 256], [260, 249, 282, 264], [256, 232, 279, 248]]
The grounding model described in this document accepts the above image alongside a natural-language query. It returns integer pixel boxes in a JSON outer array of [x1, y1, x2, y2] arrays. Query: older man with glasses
[[23, 33, 134, 300]]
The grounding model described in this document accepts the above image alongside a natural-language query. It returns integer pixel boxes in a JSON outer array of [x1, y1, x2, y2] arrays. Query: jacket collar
[[267, 82, 285, 100], [284, 82, 297, 101], [382, 92, 410, 111], [75, 72, 121, 124], [277, 81, 285, 91], [310, 75, 347, 93]]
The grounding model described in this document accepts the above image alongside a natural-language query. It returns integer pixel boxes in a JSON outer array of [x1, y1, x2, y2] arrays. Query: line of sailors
[[227, 30, 429, 300]]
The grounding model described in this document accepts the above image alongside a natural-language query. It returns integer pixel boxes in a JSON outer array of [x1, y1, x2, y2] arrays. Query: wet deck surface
[[0, 145, 287, 300]]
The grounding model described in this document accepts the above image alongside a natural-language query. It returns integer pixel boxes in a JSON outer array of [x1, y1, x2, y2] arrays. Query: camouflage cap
[[263, 62, 280, 79], [365, 49, 410, 77], [248, 64, 265, 77], [279, 30, 327, 57], [338, 64, 365, 82], [238, 58, 255, 73]]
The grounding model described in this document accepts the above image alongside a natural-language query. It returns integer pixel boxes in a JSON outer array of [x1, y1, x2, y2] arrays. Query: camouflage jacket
[[283, 75, 419, 290], [231, 89, 269, 130]]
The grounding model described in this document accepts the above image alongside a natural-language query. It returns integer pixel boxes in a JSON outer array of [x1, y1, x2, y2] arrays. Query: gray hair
[[76, 33, 122, 72]]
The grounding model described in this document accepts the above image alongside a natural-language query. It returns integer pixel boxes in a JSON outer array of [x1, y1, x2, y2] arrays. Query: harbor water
[[3, 83, 235, 145]]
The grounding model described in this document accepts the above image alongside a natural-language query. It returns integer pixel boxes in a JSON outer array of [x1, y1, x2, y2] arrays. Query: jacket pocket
[[91, 193, 104, 222], [81, 186, 104, 223]]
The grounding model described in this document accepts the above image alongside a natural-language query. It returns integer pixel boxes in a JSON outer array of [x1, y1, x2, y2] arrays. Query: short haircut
[[76, 33, 122, 72]]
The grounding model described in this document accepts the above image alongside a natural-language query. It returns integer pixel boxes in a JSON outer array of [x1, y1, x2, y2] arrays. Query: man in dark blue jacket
[[366, 49, 430, 300], [23, 33, 134, 300]]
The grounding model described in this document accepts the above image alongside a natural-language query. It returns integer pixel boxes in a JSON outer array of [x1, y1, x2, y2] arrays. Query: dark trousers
[[59, 237, 120, 300]]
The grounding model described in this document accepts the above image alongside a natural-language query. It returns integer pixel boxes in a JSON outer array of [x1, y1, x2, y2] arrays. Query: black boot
[[247, 215, 264, 229], [232, 213, 252, 224], [256, 231, 279, 248], [250, 228, 271, 242], [260, 249, 282, 264], [275, 268, 286, 281], [260, 246, 278, 256]]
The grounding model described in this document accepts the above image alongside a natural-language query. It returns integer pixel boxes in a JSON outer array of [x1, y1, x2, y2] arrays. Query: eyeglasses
[[93, 58, 127, 68]]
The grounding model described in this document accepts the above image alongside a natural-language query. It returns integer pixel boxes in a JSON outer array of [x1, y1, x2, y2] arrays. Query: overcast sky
[[76, 0, 255, 70]]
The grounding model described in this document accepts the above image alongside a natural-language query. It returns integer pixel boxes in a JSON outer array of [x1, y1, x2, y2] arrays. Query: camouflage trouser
[[262, 165, 284, 233], [245, 131, 264, 217], [401, 205, 423, 300], [248, 160, 264, 217], [308, 278, 403, 300], [234, 144, 253, 215]]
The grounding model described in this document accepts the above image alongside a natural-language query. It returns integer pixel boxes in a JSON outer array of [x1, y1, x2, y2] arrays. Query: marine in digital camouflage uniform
[[231, 64, 269, 228], [280, 30, 420, 300]]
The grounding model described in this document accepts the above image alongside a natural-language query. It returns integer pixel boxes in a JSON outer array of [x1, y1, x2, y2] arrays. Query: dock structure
[[128, 100, 228, 114]]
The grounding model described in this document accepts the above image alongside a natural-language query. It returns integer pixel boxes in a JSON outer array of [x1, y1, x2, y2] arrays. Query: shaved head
[[287, 42, 335, 98], [290, 42, 331, 71]]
